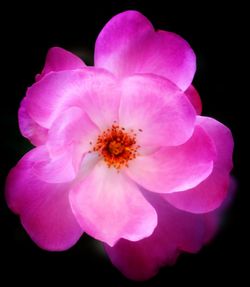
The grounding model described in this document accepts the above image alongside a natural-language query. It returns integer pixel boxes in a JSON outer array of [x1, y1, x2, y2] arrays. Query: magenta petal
[[127, 125, 215, 193], [32, 151, 76, 183], [95, 11, 196, 90], [202, 177, 236, 244], [69, 163, 157, 246], [5, 147, 83, 251], [185, 85, 202, 114], [197, 116, 234, 170], [104, 239, 179, 281], [119, 74, 196, 147], [104, 191, 207, 281], [165, 168, 230, 213], [105, 182, 236, 280], [26, 68, 118, 130], [36, 47, 86, 81], [47, 106, 99, 159], [18, 98, 48, 146], [164, 117, 234, 213]]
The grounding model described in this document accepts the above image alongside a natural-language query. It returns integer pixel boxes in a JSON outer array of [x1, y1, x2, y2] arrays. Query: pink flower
[[5, 11, 234, 280]]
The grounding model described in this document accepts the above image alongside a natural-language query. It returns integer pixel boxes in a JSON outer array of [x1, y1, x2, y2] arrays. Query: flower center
[[92, 123, 140, 169], [108, 140, 125, 156]]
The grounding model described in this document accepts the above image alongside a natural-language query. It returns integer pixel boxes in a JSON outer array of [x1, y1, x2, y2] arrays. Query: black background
[[0, 1, 246, 286]]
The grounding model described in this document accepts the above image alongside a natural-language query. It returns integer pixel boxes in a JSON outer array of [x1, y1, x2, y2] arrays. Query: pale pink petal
[[26, 68, 119, 130], [119, 75, 196, 147], [32, 151, 76, 183], [36, 47, 86, 81], [164, 117, 234, 213], [5, 147, 83, 251], [69, 162, 157, 246], [47, 106, 100, 159], [127, 126, 215, 193], [185, 85, 202, 114], [95, 11, 196, 90], [104, 191, 206, 281], [18, 98, 48, 146]]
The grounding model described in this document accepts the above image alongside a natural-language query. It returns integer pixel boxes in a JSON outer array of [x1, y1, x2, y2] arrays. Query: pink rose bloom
[[5, 11, 234, 280]]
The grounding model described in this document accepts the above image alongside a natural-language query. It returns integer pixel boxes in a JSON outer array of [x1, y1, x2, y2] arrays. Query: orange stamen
[[92, 123, 140, 169]]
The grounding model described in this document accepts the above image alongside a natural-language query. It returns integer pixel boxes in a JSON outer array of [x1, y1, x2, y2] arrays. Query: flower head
[[5, 10, 234, 281]]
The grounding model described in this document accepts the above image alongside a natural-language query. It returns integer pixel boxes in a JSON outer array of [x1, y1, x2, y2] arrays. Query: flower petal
[[197, 116, 234, 170], [26, 68, 119, 130], [95, 10, 196, 90], [185, 85, 202, 114], [127, 125, 215, 193], [165, 168, 230, 213], [32, 151, 76, 183], [5, 147, 83, 251], [119, 74, 196, 147], [104, 239, 179, 281], [69, 162, 157, 246], [18, 98, 48, 146], [36, 47, 86, 81], [104, 191, 207, 281], [164, 117, 234, 213], [105, 181, 236, 280], [47, 107, 99, 159], [20, 48, 86, 145]]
